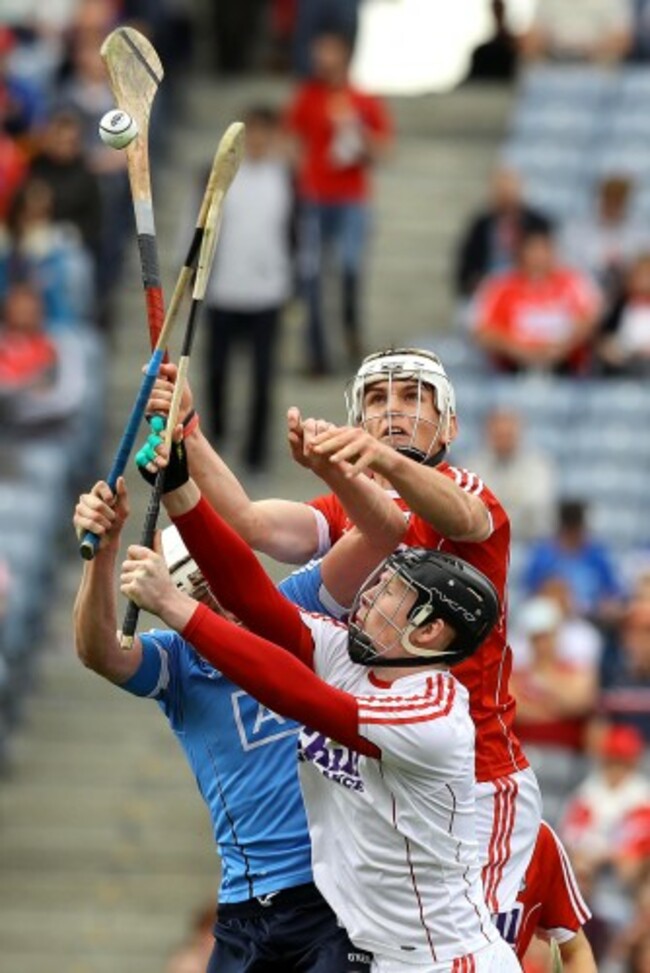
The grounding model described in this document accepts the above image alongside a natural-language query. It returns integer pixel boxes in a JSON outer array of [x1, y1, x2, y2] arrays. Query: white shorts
[[373, 938, 522, 973], [475, 766, 542, 916]]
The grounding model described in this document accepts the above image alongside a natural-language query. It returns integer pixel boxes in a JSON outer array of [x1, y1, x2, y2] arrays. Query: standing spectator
[[466, 1, 519, 83], [204, 106, 292, 473], [29, 109, 102, 268], [519, 0, 632, 63], [455, 166, 551, 299], [464, 406, 557, 542], [285, 30, 392, 374], [596, 253, 650, 376], [292, 0, 362, 77], [472, 226, 602, 374], [523, 499, 623, 627], [600, 600, 650, 743], [561, 176, 648, 305]]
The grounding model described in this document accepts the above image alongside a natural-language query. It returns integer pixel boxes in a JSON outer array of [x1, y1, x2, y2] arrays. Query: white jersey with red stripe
[[297, 612, 502, 968], [308, 461, 528, 784]]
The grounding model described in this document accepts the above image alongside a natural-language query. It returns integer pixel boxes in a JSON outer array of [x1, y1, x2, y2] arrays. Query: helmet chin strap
[[396, 443, 447, 467], [399, 624, 441, 658]]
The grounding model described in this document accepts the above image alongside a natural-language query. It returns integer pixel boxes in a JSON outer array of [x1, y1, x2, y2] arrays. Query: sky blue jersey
[[121, 629, 313, 904], [278, 558, 347, 620]]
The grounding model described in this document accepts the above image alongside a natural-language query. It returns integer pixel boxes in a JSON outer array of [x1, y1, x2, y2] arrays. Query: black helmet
[[348, 547, 500, 668]]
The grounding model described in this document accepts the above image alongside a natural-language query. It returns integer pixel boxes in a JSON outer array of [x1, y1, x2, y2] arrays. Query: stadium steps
[[0, 76, 512, 973]]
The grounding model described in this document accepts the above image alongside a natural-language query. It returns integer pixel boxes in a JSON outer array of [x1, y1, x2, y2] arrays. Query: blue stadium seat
[[518, 65, 614, 107]]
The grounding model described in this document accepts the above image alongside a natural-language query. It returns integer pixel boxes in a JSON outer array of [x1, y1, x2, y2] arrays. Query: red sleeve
[[362, 94, 393, 141], [173, 496, 313, 664], [537, 824, 591, 936], [183, 602, 380, 758], [307, 492, 347, 546], [474, 277, 510, 334]]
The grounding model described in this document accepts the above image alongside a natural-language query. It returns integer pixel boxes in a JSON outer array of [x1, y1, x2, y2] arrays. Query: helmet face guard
[[348, 548, 499, 668], [345, 348, 456, 465], [161, 526, 213, 604]]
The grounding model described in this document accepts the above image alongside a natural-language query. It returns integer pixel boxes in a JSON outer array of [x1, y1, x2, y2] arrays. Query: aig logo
[[231, 690, 299, 751]]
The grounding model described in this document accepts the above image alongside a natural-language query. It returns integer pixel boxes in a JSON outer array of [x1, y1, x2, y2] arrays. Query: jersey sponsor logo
[[231, 691, 298, 751], [298, 728, 364, 792], [494, 904, 524, 945]]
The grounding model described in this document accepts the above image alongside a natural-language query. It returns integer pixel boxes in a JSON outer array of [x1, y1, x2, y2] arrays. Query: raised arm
[[310, 425, 492, 542], [288, 407, 408, 607], [72, 478, 143, 682], [120, 549, 380, 758], [146, 363, 320, 563], [162, 471, 313, 662]]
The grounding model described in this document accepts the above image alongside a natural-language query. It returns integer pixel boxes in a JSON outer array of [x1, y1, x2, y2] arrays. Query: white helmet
[[161, 525, 200, 597], [345, 348, 456, 462]]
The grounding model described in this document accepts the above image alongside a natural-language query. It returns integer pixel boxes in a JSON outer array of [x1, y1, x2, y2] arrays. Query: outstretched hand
[[74, 477, 130, 550], [310, 425, 397, 478], [287, 408, 356, 479]]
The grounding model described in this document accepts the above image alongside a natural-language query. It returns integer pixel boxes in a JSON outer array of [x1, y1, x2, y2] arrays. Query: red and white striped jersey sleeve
[[443, 465, 509, 535]]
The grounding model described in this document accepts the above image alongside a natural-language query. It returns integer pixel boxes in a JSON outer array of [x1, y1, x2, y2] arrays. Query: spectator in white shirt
[[520, 0, 633, 63], [204, 105, 293, 472]]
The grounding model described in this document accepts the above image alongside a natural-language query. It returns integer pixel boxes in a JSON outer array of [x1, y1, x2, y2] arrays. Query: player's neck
[[369, 662, 442, 685]]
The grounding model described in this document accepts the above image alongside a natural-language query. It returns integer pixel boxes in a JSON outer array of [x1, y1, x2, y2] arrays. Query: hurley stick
[[78, 122, 245, 561], [119, 123, 245, 646], [101, 26, 165, 347]]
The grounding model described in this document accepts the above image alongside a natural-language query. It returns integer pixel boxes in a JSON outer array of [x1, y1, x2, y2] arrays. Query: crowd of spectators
[[0, 1, 189, 759], [456, 4, 650, 970]]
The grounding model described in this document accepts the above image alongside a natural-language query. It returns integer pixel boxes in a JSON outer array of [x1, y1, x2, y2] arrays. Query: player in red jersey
[[508, 821, 595, 972], [144, 347, 541, 918], [297, 348, 541, 917]]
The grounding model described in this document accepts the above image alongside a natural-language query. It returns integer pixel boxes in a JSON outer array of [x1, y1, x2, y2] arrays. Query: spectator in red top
[[0, 282, 56, 392], [472, 226, 602, 375], [284, 30, 392, 374]]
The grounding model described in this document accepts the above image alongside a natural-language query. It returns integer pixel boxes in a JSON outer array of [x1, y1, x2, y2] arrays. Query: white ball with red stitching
[[98, 109, 139, 149]]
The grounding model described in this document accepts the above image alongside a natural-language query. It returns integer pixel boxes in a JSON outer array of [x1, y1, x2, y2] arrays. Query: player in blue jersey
[[73, 468, 406, 973]]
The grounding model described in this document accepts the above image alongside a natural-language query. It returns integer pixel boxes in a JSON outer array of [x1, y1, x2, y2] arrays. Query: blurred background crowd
[[1, 2, 650, 973]]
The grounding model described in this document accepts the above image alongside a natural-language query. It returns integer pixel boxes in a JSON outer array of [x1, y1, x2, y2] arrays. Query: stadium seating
[[0, 327, 105, 758], [502, 64, 650, 221]]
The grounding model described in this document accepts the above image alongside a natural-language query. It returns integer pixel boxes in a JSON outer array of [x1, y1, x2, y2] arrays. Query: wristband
[[182, 409, 200, 439]]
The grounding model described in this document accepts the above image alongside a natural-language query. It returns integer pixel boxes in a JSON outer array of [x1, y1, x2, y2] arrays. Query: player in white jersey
[[142, 350, 541, 920], [119, 457, 522, 973]]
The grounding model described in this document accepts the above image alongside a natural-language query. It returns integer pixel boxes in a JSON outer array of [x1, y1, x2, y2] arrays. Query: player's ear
[[410, 617, 445, 648], [445, 414, 458, 445]]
